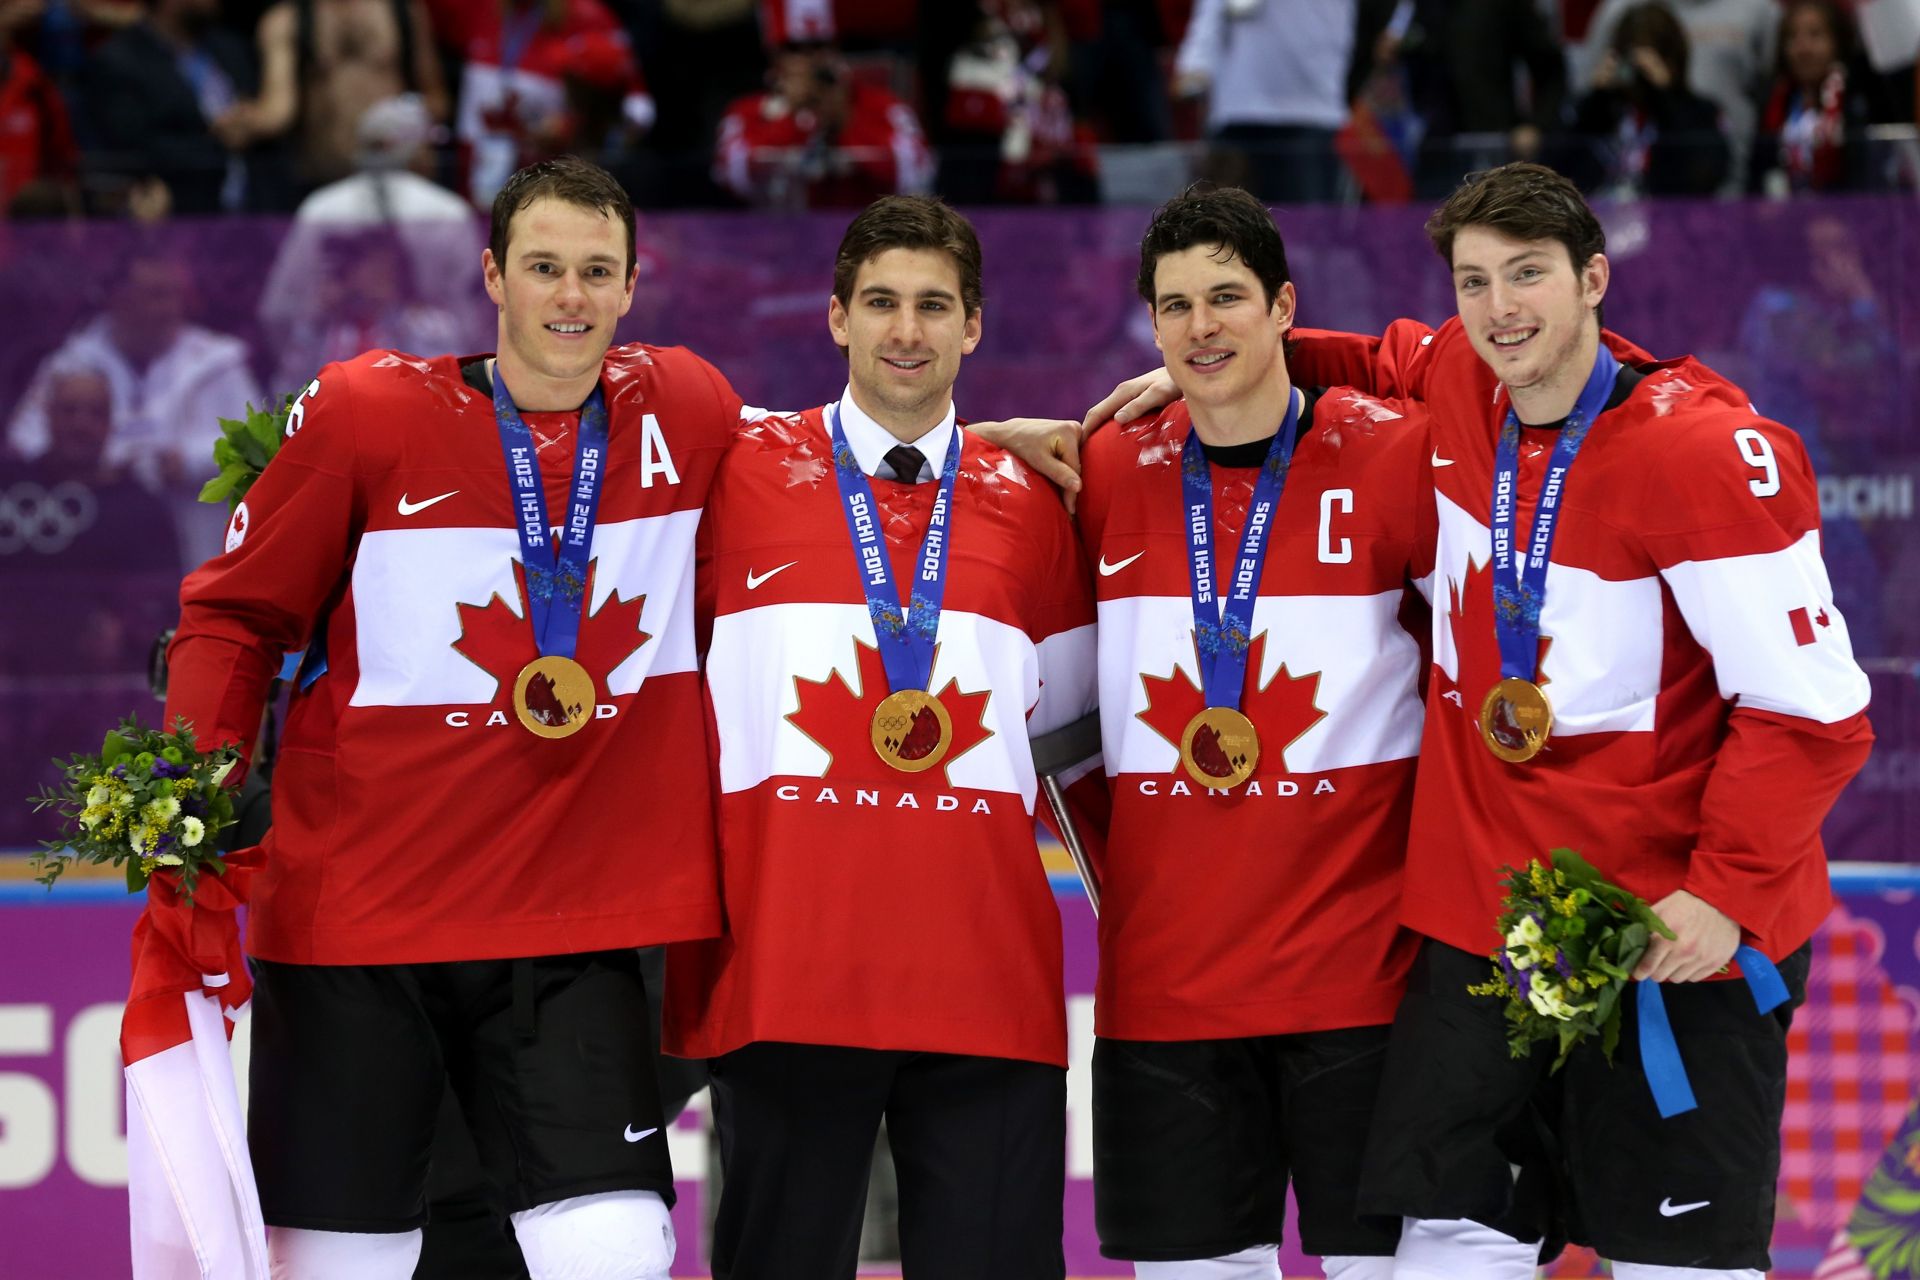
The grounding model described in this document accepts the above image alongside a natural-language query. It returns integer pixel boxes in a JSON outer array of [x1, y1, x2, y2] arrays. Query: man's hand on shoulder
[[969, 417, 1084, 508], [1633, 890, 1741, 983], [1080, 369, 1179, 441]]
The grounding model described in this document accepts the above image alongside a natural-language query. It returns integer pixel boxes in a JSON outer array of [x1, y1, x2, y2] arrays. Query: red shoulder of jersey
[[1616, 357, 1820, 557]]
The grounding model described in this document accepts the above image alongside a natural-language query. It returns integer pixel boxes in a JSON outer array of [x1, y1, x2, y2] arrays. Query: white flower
[[86, 784, 110, 807], [80, 809, 104, 831], [113, 790, 135, 811], [128, 824, 150, 856], [1526, 972, 1592, 1022], [1507, 915, 1544, 950], [145, 796, 181, 824], [179, 817, 205, 848], [210, 760, 237, 787], [151, 852, 185, 867]]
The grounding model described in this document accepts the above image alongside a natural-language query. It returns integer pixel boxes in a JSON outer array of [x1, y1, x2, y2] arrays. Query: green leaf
[[126, 858, 149, 893], [101, 731, 131, 763]]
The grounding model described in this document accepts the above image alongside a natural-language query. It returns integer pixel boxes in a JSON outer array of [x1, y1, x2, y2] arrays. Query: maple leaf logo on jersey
[[1136, 632, 1325, 773], [1440, 556, 1552, 712], [450, 560, 651, 699], [786, 639, 992, 778]]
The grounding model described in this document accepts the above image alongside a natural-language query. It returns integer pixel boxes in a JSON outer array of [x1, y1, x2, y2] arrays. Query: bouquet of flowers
[[29, 718, 241, 904], [1469, 847, 1675, 1068]]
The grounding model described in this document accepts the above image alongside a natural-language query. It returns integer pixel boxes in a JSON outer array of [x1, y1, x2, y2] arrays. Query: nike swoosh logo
[[623, 1126, 659, 1143], [397, 490, 458, 516], [1658, 1197, 1710, 1217], [1430, 450, 1455, 468], [746, 561, 798, 590], [1099, 551, 1144, 577]]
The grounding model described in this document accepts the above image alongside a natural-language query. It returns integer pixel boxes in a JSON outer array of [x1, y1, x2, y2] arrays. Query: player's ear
[[482, 249, 505, 309], [828, 294, 851, 353], [961, 303, 982, 356], [1582, 253, 1610, 315], [1270, 281, 1296, 337]]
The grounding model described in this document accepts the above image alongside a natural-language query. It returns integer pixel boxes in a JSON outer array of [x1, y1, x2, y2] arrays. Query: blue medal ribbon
[[1490, 347, 1620, 682], [827, 404, 961, 695], [1637, 945, 1790, 1119], [1179, 390, 1303, 710], [491, 368, 609, 663]]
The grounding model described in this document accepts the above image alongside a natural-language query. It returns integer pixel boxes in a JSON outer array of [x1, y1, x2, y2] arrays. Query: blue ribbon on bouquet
[[1637, 945, 1791, 1119]]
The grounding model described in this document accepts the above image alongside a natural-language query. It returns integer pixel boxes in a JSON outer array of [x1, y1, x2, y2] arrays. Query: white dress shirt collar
[[830, 386, 958, 482]]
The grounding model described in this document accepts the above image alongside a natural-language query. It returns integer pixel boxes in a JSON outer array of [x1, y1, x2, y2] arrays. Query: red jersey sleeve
[[1638, 396, 1873, 949], [163, 370, 364, 777]]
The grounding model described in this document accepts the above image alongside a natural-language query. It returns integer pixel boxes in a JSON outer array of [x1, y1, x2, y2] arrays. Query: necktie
[[882, 444, 928, 483]]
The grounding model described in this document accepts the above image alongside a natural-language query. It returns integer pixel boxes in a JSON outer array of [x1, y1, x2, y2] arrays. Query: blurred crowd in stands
[[0, 0, 1916, 222], [1, 0, 1917, 623]]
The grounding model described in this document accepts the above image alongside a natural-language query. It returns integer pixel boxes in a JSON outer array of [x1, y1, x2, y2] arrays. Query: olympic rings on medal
[[0, 481, 100, 555]]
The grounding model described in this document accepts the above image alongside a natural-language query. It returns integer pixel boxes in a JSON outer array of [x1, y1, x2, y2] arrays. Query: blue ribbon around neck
[[1489, 347, 1619, 681], [826, 403, 961, 696], [1178, 389, 1302, 710], [491, 368, 608, 663]]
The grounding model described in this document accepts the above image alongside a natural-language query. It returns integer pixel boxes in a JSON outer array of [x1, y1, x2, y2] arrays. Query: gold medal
[[1179, 707, 1260, 790], [1479, 677, 1553, 763], [513, 655, 595, 739], [871, 689, 953, 772]]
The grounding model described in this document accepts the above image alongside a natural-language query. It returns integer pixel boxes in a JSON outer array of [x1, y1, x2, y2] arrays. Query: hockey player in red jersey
[[1081, 163, 1874, 1280], [1073, 186, 1432, 1280], [156, 157, 753, 1279], [664, 195, 1099, 1279]]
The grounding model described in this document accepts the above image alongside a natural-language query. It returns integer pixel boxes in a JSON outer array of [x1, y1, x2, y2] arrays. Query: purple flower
[[113, 764, 127, 778], [155, 832, 175, 850], [181, 794, 207, 818], [1554, 951, 1573, 979], [150, 761, 168, 777]]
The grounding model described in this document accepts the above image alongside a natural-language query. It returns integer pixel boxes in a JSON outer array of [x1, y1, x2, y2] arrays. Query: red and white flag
[[122, 851, 269, 1280], [1788, 605, 1832, 646]]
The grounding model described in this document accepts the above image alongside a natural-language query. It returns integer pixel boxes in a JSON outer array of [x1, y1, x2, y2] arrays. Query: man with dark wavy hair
[[1076, 183, 1433, 1280]]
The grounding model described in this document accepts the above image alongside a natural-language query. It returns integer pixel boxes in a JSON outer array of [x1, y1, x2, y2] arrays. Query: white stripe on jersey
[[348, 510, 700, 707], [1096, 590, 1423, 776], [1659, 528, 1871, 723], [1434, 490, 1664, 738], [706, 601, 1050, 800], [1032, 624, 1098, 737]]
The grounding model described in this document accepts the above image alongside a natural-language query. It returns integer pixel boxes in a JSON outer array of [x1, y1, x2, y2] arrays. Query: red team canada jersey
[[1078, 392, 1435, 1040], [665, 406, 1097, 1067], [1292, 320, 1874, 963], [164, 346, 745, 965]]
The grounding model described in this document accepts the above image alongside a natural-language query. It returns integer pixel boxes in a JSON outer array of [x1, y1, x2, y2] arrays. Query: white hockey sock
[[1320, 1255, 1394, 1280], [1394, 1217, 1542, 1280], [511, 1189, 675, 1280], [1611, 1264, 1763, 1280], [268, 1226, 423, 1280], [1134, 1244, 1282, 1279]]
